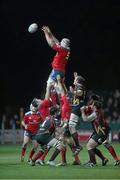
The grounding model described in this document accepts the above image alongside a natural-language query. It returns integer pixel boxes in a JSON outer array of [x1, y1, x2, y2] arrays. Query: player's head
[[75, 84, 86, 100], [73, 73, 86, 99], [88, 93, 102, 108], [30, 98, 41, 112], [60, 38, 70, 49]]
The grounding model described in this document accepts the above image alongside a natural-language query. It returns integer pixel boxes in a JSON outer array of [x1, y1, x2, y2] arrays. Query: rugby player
[[30, 106, 62, 166], [42, 26, 70, 91], [21, 98, 42, 162], [69, 72, 86, 156], [81, 94, 110, 167], [83, 93, 120, 166]]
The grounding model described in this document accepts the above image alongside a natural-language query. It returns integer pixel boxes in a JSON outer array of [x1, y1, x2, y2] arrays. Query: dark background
[[0, 0, 120, 112]]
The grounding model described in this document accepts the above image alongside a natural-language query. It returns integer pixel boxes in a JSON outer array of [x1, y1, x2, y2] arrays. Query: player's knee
[[22, 143, 27, 149], [69, 114, 79, 134], [103, 141, 110, 148], [87, 139, 98, 150], [87, 142, 93, 150], [34, 145, 38, 150], [54, 140, 62, 150]]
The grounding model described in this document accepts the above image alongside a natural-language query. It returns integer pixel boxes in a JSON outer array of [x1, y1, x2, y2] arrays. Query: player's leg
[[50, 86, 58, 107], [47, 70, 56, 89], [21, 134, 30, 162], [28, 139, 39, 162], [86, 133, 109, 167], [31, 149, 44, 166], [60, 144, 67, 165], [94, 148, 109, 166], [69, 113, 82, 156], [30, 134, 49, 165], [86, 138, 98, 166], [38, 148, 50, 165], [47, 70, 64, 90], [103, 140, 120, 166], [67, 136, 81, 165], [47, 138, 62, 166], [56, 74, 66, 97]]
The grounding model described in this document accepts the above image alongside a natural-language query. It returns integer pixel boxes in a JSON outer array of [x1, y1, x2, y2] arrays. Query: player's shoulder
[[53, 43, 70, 52]]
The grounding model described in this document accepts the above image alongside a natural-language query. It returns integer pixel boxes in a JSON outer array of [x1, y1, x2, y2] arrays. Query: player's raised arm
[[42, 26, 59, 47], [45, 83, 52, 100]]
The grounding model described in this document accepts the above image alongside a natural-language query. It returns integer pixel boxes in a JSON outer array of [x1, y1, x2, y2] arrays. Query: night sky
[[0, 0, 120, 111]]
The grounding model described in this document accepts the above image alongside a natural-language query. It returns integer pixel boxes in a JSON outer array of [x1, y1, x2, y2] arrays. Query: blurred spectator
[[103, 89, 120, 124]]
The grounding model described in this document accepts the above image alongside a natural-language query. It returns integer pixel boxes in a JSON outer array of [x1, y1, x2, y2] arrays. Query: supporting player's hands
[[74, 72, 78, 78], [73, 72, 79, 85], [69, 86, 74, 93], [56, 74, 61, 81]]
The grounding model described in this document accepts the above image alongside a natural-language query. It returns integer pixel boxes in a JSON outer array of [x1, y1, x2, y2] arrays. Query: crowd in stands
[[103, 89, 120, 124]]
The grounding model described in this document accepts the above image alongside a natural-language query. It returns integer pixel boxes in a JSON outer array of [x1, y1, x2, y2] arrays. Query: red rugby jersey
[[23, 111, 42, 134], [51, 43, 70, 73]]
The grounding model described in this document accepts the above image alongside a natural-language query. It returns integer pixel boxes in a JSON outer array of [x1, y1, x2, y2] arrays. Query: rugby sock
[[106, 145, 119, 161], [49, 148, 60, 161], [71, 132, 80, 147], [74, 155, 79, 162], [21, 147, 26, 156], [61, 146, 67, 163], [71, 145, 79, 161], [88, 149, 96, 164], [33, 151, 44, 162], [29, 148, 35, 159], [40, 149, 49, 161], [94, 148, 105, 161]]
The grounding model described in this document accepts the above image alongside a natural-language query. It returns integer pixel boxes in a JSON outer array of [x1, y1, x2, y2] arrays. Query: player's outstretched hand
[[56, 74, 61, 81], [42, 26, 47, 32], [42, 26, 51, 33]]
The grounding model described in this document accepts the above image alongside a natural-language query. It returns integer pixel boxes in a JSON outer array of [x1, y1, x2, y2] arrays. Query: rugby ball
[[28, 23, 38, 33]]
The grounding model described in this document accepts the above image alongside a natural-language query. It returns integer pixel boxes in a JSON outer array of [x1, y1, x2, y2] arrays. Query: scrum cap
[[60, 38, 70, 49]]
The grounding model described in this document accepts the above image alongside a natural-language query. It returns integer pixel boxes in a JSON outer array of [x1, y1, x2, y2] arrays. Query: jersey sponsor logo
[[94, 125, 105, 135]]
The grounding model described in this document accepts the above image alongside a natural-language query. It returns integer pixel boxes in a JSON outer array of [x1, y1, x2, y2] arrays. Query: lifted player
[[42, 26, 70, 91]]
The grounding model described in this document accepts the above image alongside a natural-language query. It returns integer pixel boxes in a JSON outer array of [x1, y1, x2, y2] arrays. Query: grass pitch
[[0, 143, 120, 179]]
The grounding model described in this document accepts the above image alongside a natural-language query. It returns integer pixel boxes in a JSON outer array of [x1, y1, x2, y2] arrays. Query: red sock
[[61, 146, 67, 162], [21, 148, 26, 156], [29, 148, 35, 159], [40, 149, 49, 161], [74, 155, 79, 161], [33, 151, 44, 162], [107, 146, 119, 161], [71, 145, 79, 161]]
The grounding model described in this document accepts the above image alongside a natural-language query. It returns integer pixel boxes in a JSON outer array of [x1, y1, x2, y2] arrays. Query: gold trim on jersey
[[73, 97, 80, 105], [94, 125, 105, 135]]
